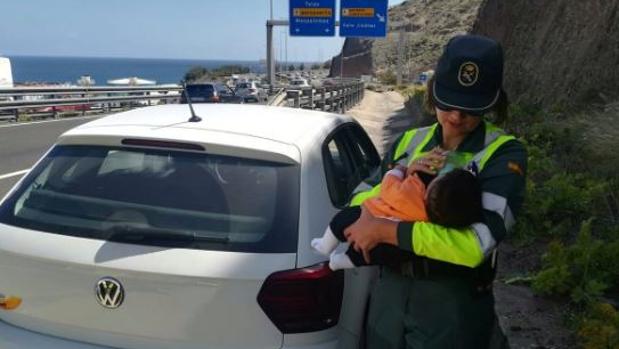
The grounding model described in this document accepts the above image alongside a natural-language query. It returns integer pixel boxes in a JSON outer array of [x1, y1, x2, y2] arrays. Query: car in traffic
[[180, 82, 244, 104], [235, 81, 267, 102], [37, 103, 92, 113], [288, 78, 310, 89], [0, 104, 381, 349]]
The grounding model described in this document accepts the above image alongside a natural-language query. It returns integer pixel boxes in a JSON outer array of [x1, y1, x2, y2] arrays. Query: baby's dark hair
[[425, 169, 483, 228]]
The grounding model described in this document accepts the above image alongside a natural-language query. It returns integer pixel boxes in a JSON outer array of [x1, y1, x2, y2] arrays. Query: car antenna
[[181, 81, 202, 122]]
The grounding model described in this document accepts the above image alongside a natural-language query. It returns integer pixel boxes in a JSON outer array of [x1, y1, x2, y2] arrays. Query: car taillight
[[257, 262, 344, 334], [210, 95, 220, 102], [249, 88, 257, 93]]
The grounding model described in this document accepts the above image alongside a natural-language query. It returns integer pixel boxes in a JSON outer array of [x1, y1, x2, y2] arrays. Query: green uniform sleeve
[[397, 222, 484, 267], [396, 139, 528, 267]]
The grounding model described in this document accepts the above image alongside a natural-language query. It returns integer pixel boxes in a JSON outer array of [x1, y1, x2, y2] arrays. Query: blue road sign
[[339, 0, 388, 38], [289, 0, 336, 37]]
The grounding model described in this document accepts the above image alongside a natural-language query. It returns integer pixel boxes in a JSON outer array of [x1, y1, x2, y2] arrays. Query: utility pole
[[397, 30, 405, 86], [267, 22, 275, 85], [340, 51, 344, 80], [267, 20, 342, 85], [340, 40, 345, 80], [267, 0, 275, 86]]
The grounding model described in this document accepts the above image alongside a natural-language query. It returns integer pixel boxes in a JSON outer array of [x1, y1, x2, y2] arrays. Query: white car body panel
[[0, 104, 376, 349], [0, 224, 295, 349]]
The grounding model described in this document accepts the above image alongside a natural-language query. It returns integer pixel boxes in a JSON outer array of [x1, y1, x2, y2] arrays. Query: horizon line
[[1, 53, 327, 64]]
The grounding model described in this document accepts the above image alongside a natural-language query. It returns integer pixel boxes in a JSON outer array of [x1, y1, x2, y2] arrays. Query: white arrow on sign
[[376, 13, 385, 22], [295, 28, 300, 32]]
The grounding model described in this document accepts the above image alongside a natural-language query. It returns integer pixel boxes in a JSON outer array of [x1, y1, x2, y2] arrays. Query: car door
[[217, 84, 237, 103], [319, 121, 381, 347], [322, 122, 380, 208]]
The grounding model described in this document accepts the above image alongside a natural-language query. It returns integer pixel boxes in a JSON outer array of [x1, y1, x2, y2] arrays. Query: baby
[[311, 156, 483, 270]]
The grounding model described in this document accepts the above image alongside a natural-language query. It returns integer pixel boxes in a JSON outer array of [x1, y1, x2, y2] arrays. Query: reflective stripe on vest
[[400, 124, 437, 166], [470, 125, 516, 171]]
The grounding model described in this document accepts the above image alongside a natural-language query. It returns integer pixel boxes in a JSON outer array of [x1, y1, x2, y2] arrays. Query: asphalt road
[[0, 116, 100, 197]]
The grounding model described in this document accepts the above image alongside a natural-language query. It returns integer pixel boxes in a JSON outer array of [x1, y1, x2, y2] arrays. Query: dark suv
[[180, 82, 244, 104]]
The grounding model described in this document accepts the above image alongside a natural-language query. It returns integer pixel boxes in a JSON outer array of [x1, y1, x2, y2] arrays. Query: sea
[[7, 56, 266, 85]]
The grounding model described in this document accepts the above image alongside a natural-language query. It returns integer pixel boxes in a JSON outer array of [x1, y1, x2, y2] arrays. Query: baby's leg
[[312, 206, 361, 256], [329, 246, 359, 270]]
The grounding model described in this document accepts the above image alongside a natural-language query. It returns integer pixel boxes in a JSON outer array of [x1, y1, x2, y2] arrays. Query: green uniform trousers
[[366, 267, 509, 349]]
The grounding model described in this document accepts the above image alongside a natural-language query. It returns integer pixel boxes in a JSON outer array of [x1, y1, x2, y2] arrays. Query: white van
[[0, 57, 13, 89], [0, 57, 14, 110]]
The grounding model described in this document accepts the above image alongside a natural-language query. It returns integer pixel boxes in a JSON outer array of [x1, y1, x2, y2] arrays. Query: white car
[[0, 104, 381, 349], [288, 79, 310, 89], [235, 81, 267, 102]]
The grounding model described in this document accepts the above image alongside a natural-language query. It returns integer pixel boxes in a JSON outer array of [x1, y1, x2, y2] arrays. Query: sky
[[0, 0, 405, 62]]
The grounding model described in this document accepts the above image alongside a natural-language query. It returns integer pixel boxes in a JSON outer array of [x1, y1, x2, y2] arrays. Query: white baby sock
[[329, 251, 355, 271], [311, 227, 339, 256]]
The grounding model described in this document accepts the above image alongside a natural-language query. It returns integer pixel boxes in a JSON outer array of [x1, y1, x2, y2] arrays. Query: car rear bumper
[[0, 320, 115, 349], [0, 319, 341, 349]]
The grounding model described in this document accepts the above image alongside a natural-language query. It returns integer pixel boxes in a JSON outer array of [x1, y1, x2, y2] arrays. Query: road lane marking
[[0, 169, 30, 181], [0, 115, 101, 129]]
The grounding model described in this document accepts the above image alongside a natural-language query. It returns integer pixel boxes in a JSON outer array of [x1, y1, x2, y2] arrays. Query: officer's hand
[[344, 208, 398, 264], [407, 148, 447, 176]]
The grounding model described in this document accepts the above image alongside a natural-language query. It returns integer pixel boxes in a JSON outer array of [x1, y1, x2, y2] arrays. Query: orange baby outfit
[[362, 168, 429, 222]]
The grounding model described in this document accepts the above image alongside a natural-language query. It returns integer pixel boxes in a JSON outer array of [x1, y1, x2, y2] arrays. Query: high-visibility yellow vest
[[351, 121, 515, 206]]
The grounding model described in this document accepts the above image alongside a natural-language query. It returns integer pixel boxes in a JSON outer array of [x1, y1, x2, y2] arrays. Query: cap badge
[[458, 62, 479, 87]]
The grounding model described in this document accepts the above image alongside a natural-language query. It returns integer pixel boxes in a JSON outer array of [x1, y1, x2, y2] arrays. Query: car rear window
[[186, 84, 215, 97], [237, 83, 250, 88], [0, 145, 299, 253]]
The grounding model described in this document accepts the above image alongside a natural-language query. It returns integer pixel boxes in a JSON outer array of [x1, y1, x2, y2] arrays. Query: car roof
[[62, 104, 351, 147]]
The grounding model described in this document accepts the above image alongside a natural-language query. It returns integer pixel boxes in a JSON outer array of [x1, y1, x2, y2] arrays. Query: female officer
[[345, 34, 526, 349]]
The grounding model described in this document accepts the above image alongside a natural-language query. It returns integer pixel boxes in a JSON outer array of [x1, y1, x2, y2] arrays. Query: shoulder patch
[[507, 161, 524, 176]]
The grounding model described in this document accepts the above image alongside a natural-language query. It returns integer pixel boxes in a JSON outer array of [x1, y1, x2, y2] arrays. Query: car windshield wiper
[[105, 223, 229, 245]]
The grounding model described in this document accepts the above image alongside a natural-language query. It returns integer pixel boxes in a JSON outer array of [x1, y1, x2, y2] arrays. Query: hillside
[[331, 0, 619, 110]]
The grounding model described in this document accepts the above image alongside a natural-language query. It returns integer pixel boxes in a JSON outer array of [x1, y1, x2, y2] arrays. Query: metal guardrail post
[[81, 94, 86, 116], [325, 87, 332, 111], [308, 89, 315, 109], [290, 90, 301, 108], [346, 87, 351, 111]]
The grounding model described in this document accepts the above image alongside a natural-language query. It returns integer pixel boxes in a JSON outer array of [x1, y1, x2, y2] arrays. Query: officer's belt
[[396, 254, 496, 281]]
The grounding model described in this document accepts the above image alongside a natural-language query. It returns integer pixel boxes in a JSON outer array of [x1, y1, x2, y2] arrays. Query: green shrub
[[514, 161, 609, 240], [532, 220, 619, 304], [377, 70, 397, 85], [578, 302, 619, 349]]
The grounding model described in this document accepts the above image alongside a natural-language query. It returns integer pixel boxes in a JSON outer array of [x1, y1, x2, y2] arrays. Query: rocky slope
[[331, 0, 619, 110], [473, 0, 619, 108]]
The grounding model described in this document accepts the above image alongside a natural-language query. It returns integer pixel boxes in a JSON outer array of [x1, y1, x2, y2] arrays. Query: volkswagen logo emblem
[[95, 277, 124, 309]]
